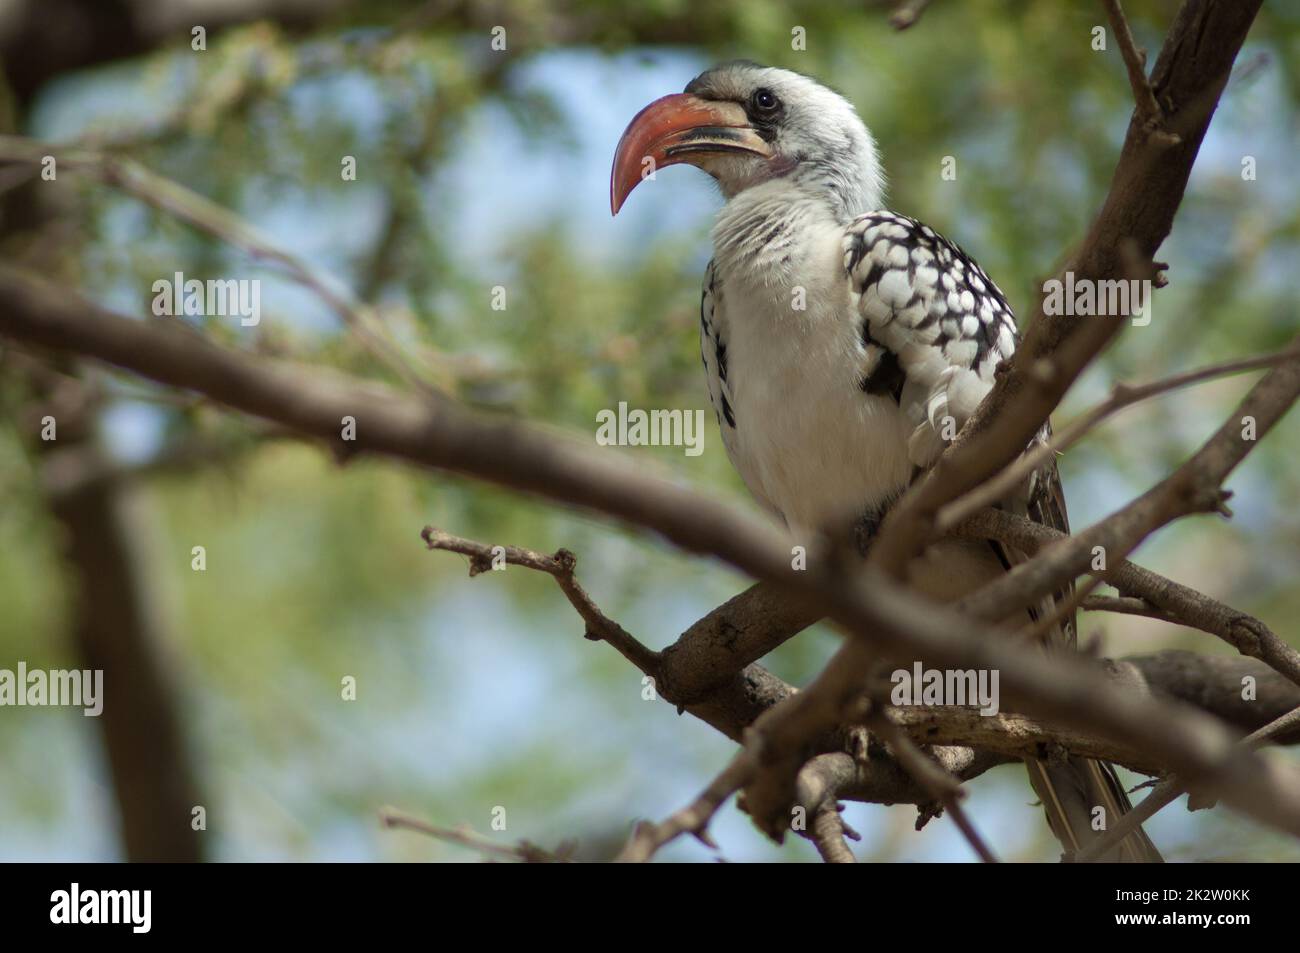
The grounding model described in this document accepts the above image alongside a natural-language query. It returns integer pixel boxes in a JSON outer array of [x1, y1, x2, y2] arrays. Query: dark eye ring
[[751, 88, 780, 114]]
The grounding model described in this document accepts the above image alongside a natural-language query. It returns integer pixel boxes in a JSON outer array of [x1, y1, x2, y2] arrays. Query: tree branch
[[6, 266, 1300, 856], [421, 522, 1300, 789]]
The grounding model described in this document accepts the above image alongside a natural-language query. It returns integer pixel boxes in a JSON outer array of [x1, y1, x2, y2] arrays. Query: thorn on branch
[[888, 0, 932, 31], [836, 804, 863, 842], [1183, 485, 1234, 518], [692, 829, 720, 850], [915, 802, 943, 830]]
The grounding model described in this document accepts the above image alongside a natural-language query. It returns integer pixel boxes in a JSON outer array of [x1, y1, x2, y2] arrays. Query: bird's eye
[[750, 88, 780, 115]]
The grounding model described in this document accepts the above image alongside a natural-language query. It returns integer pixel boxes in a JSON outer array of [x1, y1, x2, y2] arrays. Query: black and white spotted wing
[[844, 210, 1020, 466]]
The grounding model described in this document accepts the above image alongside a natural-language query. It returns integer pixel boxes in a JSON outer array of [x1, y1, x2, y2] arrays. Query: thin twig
[[1102, 0, 1175, 141], [1072, 702, 1300, 862], [1080, 594, 1177, 622], [616, 753, 748, 862], [421, 526, 661, 674], [379, 807, 573, 862], [937, 346, 1300, 534]]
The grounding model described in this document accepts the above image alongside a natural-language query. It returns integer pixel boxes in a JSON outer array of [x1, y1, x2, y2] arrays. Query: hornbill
[[611, 61, 1161, 862]]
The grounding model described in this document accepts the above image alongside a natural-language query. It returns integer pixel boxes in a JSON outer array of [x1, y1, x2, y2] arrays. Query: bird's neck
[[712, 176, 876, 283]]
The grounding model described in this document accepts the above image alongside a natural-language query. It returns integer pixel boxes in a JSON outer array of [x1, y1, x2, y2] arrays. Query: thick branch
[[656, 582, 820, 703], [1128, 651, 1300, 743], [890, 706, 1161, 776]]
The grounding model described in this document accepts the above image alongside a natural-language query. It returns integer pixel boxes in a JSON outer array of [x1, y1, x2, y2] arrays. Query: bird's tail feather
[[1026, 755, 1163, 862]]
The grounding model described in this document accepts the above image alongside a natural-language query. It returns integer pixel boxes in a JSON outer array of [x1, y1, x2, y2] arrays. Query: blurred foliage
[[0, 0, 1297, 861]]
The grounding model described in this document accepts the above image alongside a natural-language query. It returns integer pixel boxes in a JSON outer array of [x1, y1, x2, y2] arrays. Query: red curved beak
[[610, 93, 772, 215]]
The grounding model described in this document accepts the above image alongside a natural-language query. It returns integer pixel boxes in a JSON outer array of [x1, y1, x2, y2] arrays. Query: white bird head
[[611, 61, 883, 223]]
